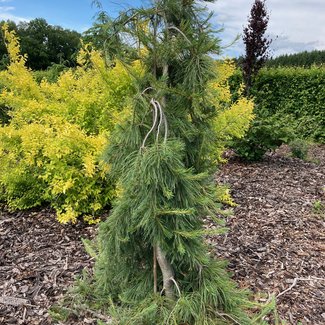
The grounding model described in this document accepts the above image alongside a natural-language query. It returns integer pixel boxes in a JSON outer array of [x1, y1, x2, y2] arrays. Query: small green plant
[[289, 139, 309, 160], [251, 295, 282, 325], [233, 114, 294, 161], [313, 200, 324, 214], [48, 305, 71, 322]]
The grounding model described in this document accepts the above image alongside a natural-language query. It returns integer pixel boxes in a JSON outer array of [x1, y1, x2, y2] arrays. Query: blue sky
[[1, 0, 325, 58], [0, 0, 141, 31]]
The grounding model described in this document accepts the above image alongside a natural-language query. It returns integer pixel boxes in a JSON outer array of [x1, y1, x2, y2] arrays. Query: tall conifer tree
[[88, 1, 253, 323], [242, 0, 271, 96]]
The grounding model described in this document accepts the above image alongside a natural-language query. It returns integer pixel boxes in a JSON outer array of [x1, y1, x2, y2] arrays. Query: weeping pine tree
[[85, 0, 255, 323]]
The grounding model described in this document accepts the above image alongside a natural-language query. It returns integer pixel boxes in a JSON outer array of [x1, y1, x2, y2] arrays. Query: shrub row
[[230, 66, 325, 160], [253, 66, 325, 142]]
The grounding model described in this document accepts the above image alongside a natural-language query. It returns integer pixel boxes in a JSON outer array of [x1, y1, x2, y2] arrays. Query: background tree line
[[236, 49, 325, 69], [0, 18, 81, 70], [2, 17, 324, 72], [266, 49, 325, 68]]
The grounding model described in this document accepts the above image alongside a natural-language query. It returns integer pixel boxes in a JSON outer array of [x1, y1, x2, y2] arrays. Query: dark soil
[[0, 144, 324, 324]]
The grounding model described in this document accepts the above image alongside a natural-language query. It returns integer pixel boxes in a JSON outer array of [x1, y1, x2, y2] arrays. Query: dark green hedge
[[230, 67, 325, 143], [253, 67, 325, 142]]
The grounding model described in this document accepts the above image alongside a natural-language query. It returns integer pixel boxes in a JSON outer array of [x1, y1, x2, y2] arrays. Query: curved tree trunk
[[156, 245, 175, 300]]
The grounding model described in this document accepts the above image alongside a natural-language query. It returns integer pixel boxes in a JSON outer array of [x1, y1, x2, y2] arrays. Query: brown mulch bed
[[0, 209, 97, 325], [0, 144, 324, 324], [214, 145, 325, 324]]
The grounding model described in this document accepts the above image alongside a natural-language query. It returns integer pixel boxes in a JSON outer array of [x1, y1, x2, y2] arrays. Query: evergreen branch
[[141, 87, 154, 95], [216, 312, 242, 325], [81, 238, 98, 259], [91, 0, 103, 10], [174, 227, 227, 239], [157, 208, 195, 216]]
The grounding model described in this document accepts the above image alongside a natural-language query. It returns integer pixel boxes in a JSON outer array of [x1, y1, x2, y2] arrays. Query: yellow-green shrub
[[208, 59, 254, 162], [0, 24, 252, 223], [0, 25, 139, 223]]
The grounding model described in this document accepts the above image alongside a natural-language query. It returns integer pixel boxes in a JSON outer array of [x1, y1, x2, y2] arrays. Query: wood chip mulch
[[0, 209, 96, 325], [0, 145, 324, 324], [214, 145, 325, 324]]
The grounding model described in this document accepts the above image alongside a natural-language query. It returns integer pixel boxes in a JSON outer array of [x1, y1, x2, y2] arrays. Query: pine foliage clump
[[72, 0, 256, 323]]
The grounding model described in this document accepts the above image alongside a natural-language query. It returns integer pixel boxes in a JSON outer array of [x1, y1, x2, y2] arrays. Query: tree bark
[[153, 246, 157, 294], [156, 245, 175, 299]]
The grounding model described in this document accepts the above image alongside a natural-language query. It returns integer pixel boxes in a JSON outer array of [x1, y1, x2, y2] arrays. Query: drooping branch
[[167, 26, 192, 45], [141, 99, 158, 149]]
